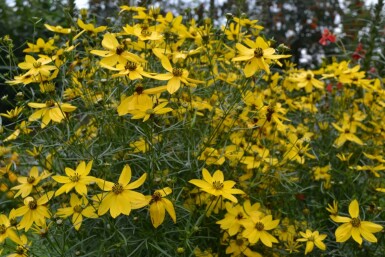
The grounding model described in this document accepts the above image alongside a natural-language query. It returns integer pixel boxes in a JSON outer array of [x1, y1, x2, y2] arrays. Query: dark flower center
[[236, 238, 244, 246], [27, 176, 36, 184], [255, 221, 264, 231], [350, 217, 361, 227], [116, 46, 124, 55], [112, 183, 124, 194], [125, 62, 138, 71], [212, 181, 224, 190], [28, 199, 38, 210], [73, 205, 83, 213], [0, 224, 6, 234], [254, 48, 263, 58], [172, 68, 183, 77], [69, 173, 81, 182], [33, 61, 42, 68], [151, 192, 162, 203]]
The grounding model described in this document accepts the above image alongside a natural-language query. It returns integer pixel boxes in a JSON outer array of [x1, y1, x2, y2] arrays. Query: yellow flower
[[117, 85, 167, 116], [44, 24, 71, 34], [225, 236, 262, 257], [56, 194, 98, 230], [11, 166, 51, 198], [296, 230, 327, 255], [13, 191, 54, 231], [28, 100, 77, 128], [100, 61, 151, 80], [90, 33, 144, 66], [232, 37, 290, 76], [332, 122, 364, 148], [189, 168, 245, 203], [334, 199, 383, 245], [152, 50, 203, 94], [52, 161, 96, 196], [216, 202, 247, 236], [7, 234, 30, 257], [130, 100, 173, 122], [326, 200, 339, 222], [18, 55, 57, 78], [0, 213, 23, 245], [241, 212, 280, 247], [291, 70, 324, 93], [146, 187, 176, 228], [23, 38, 56, 53], [97, 164, 147, 218], [73, 19, 107, 40], [0, 106, 24, 119]]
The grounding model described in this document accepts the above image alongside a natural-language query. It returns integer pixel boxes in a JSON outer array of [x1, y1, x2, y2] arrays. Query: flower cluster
[[0, 5, 384, 257]]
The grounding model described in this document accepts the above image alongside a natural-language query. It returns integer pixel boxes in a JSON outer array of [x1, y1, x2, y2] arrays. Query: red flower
[[319, 29, 336, 46], [352, 43, 366, 60]]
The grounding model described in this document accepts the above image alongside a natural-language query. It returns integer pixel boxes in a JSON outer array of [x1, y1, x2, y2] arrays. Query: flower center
[[33, 61, 42, 68], [145, 109, 154, 115], [69, 173, 81, 182], [212, 181, 224, 190], [255, 221, 264, 231], [236, 212, 244, 220], [151, 192, 162, 203], [125, 62, 138, 71], [45, 100, 55, 107], [112, 183, 124, 194], [73, 205, 83, 213], [172, 68, 183, 77], [254, 47, 264, 58], [236, 238, 244, 246], [141, 29, 152, 37], [135, 86, 144, 95], [350, 217, 361, 227], [116, 46, 124, 55], [28, 199, 38, 210], [27, 175, 36, 184], [0, 224, 6, 234], [306, 74, 312, 80]]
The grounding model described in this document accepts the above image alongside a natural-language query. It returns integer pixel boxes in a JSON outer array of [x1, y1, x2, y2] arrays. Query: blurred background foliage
[[0, 0, 384, 112]]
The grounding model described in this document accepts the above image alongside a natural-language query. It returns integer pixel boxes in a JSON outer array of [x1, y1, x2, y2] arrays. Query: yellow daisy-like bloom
[[97, 164, 147, 218], [7, 234, 30, 257], [0, 213, 23, 245], [152, 50, 203, 94], [52, 161, 96, 196], [146, 187, 176, 228], [291, 70, 324, 93], [0, 106, 24, 119], [334, 199, 383, 245], [226, 236, 262, 257], [90, 33, 144, 66], [73, 19, 107, 40], [216, 202, 247, 236], [13, 191, 54, 231], [23, 38, 56, 53], [44, 24, 71, 34], [332, 122, 364, 148], [28, 100, 77, 128], [18, 55, 57, 77], [232, 37, 290, 76], [56, 194, 98, 230], [11, 166, 51, 198], [130, 100, 173, 122], [189, 168, 245, 203], [296, 229, 327, 255], [241, 212, 280, 247]]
